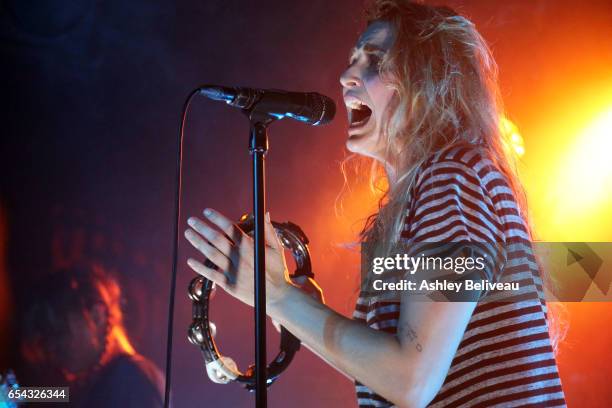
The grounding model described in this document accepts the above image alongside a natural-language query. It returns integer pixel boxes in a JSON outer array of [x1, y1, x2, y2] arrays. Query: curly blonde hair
[[342, 0, 567, 352], [345, 0, 528, 251]]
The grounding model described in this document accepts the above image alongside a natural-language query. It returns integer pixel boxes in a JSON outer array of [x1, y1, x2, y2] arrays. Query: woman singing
[[184, 1, 566, 406]]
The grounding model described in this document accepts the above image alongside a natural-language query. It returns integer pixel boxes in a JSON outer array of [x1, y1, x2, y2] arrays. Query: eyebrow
[[349, 43, 386, 60]]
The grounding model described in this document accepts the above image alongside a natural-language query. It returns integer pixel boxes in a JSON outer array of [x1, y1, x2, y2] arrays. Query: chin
[[345, 128, 381, 158], [345, 134, 366, 155], [345, 138, 375, 160]]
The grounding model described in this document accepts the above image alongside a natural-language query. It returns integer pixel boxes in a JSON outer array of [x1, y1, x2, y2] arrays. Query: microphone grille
[[309, 93, 336, 126]]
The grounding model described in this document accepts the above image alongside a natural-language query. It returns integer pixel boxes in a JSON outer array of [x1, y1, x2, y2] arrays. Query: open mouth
[[349, 103, 372, 129]]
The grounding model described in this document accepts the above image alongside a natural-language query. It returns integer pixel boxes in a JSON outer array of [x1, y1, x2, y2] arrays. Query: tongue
[[352, 106, 372, 125]]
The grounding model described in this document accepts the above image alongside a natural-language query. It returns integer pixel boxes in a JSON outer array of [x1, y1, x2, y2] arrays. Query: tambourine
[[187, 214, 314, 390]]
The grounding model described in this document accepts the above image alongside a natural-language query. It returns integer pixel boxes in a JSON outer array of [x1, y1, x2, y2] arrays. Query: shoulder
[[112, 353, 164, 388], [415, 144, 505, 193], [84, 353, 164, 407], [406, 144, 511, 242]]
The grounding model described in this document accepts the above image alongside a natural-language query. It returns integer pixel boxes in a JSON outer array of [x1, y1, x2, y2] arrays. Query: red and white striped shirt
[[353, 145, 566, 407]]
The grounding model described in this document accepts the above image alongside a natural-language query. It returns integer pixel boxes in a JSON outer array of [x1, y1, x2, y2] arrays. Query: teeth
[[346, 100, 367, 110]]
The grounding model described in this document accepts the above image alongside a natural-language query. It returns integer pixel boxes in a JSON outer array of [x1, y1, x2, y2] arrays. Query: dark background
[[1, 0, 611, 406]]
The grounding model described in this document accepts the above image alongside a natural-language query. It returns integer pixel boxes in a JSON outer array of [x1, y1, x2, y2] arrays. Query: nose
[[340, 65, 362, 89]]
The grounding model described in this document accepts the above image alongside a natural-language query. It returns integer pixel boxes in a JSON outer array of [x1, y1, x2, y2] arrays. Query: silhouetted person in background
[[20, 264, 164, 407]]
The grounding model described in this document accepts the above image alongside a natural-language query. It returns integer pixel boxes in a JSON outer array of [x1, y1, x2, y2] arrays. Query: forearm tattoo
[[398, 322, 423, 352]]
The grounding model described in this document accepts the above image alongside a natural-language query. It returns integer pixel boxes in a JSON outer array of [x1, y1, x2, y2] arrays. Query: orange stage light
[[500, 116, 525, 158], [520, 82, 612, 242]]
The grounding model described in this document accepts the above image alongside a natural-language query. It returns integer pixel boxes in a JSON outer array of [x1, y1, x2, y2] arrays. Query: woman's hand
[[184, 208, 292, 307]]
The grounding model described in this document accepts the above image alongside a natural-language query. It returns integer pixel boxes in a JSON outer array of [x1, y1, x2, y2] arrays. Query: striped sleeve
[[403, 153, 506, 283], [408, 157, 504, 242]]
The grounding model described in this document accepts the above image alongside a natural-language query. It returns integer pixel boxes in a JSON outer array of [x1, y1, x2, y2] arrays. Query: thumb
[[264, 212, 282, 250]]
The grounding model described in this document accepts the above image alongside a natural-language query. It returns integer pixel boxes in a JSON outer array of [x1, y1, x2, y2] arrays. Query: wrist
[[268, 282, 297, 320]]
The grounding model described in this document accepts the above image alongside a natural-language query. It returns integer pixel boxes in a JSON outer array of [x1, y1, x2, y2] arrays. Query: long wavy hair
[[350, 0, 527, 250], [343, 0, 566, 352]]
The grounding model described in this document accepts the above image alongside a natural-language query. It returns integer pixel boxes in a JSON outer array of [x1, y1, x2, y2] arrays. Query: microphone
[[199, 85, 336, 126]]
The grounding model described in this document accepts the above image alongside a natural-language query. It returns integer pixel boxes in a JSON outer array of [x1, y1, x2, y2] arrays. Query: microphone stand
[[247, 110, 275, 408], [166, 86, 331, 408]]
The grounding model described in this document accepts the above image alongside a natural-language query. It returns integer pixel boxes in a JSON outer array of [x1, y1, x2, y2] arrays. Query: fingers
[[187, 216, 233, 256], [187, 258, 227, 290], [202, 208, 244, 243], [264, 212, 282, 251], [185, 229, 231, 271]]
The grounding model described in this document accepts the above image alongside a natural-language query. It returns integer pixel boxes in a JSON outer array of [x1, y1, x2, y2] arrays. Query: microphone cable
[[163, 88, 201, 408]]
